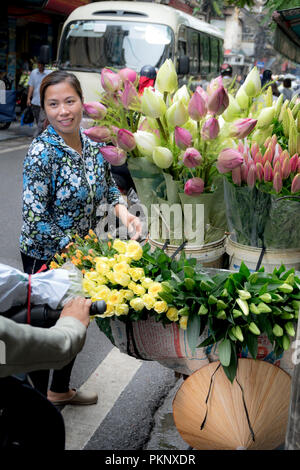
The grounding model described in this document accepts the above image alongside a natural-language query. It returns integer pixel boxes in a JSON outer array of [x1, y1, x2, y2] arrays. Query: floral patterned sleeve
[[21, 143, 71, 256]]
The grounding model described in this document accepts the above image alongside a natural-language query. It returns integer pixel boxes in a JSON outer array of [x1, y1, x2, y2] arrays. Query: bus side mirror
[[177, 56, 190, 75], [39, 45, 50, 65]]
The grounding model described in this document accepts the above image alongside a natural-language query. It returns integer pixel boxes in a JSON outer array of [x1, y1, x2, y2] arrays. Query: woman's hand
[[114, 204, 143, 240], [60, 297, 92, 328]]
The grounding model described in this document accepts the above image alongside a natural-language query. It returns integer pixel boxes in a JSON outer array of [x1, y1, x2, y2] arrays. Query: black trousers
[[20, 251, 75, 395]]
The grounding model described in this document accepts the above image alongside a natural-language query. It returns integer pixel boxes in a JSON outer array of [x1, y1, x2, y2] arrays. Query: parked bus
[[57, 1, 224, 101]]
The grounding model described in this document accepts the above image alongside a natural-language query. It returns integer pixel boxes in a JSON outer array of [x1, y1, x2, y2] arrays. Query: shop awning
[[272, 7, 300, 64]]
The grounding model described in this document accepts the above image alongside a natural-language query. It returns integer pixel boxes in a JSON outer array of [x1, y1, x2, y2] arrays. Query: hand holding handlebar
[[60, 297, 92, 328]]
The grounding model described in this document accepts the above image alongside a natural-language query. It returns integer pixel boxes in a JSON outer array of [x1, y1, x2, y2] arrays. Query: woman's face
[[44, 81, 83, 138]]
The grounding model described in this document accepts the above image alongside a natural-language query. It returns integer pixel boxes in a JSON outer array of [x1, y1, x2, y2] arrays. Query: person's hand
[[60, 297, 92, 328], [26, 97, 31, 107], [115, 204, 143, 241]]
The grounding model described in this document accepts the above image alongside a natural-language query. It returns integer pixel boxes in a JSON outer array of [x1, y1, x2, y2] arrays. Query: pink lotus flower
[[182, 148, 202, 168], [217, 148, 244, 174], [229, 118, 257, 139], [207, 78, 229, 115], [291, 173, 300, 193], [174, 127, 193, 150], [188, 88, 208, 120], [120, 81, 140, 110], [273, 171, 282, 193], [100, 145, 127, 166], [247, 163, 257, 188], [184, 177, 205, 195], [263, 161, 273, 182], [201, 118, 219, 140], [118, 68, 138, 85], [84, 126, 111, 143], [117, 129, 136, 152], [101, 69, 122, 93], [83, 102, 107, 120]]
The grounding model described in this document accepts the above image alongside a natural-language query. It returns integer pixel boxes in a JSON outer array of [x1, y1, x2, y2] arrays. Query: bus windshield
[[58, 20, 174, 72]]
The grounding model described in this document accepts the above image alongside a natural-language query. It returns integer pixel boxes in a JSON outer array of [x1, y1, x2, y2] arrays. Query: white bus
[[57, 1, 224, 101]]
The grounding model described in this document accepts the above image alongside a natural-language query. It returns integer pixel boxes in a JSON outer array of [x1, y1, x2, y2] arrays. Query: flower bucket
[[226, 235, 300, 273], [148, 236, 227, 268]]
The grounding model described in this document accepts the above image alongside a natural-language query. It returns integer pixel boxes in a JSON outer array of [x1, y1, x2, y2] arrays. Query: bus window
[[218, 39, 224, 68], [200, 33, 210, 77], [210, 37, 219, 75], [187, 28, 199, 74]]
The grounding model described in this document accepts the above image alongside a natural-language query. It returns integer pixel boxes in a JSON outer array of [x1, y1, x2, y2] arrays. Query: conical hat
[[173, 358, 291, 450]]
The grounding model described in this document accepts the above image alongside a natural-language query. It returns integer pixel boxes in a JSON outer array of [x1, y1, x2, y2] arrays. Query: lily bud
[[243, 66, 261, 97], [120, 81, 140, 110], [173, 85, 190, 105], [247, 163, 257, 188], [118, 68, 138, 85], [134, 130, 160, 158], [100, 145, 127, 166], [252, 126, 274, 146], [84, 126, 111, 143], [263, 160, 273, 182], [152, 146, 173, 169], [174, 126, 193, 150], [222, 94, 241, 122], [241, 162, 248, 182], [257, 107, 276, 128], [156, 59, 178, 94], [256, 162, 264, 181], [281, 157, 291, 179], [141, 88, 166, 119], [262, 147, 273, 165], [290, 153, 299, 173], [182, 147, 202, 168], [254, 151, 263, 164], [291, 173, 300, 193], [251, 142, 260, 160], [264, 136, 272, 148], [236, 86, 251, 109], [83, 101, 107, 120], [184, 177, 205, 195], [188, 89, 208, 120], [273, 171, 282, 193], [201, 117, 219, 140], [117, 129, 136, 152], [273, 160, 281, 176], [207, 83, 229, 115], [229, 118, 257, 139], [217, 148, 244, 173], [166, 99, 189, 127], [101, 68, 122, 93], [232, 166, 242, 186]]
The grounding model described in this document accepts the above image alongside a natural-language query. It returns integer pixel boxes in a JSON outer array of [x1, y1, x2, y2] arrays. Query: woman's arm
[[114, 203, 142, 240]]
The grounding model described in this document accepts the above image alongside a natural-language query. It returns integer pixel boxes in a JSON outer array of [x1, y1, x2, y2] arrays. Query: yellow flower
[[82, 278, 97, 295], [153, 300, 168, 314], [179, 316, 188, 330], [89, 229, 97, 238], [126, 240, 143, 261], [108, 289, 124, 305], [113, 272, 131, 287], [148, 282, 163, 298], [141, 277, 153, 289], [50, 261, 59, 269], [113, 239, 128, 254], [113, 261, 130, 274], [142, 293, 156, 310], [92, 285, 111, 302], [85, 271, 101, 281], [95, 260, 110, 275], [166, 307, 179, 322], [100, 302, 115, 317], [120, 289, 135, 301], [75, 249, 83, 258], [115, 253, 131, 263], [115, 303, 129, 316], [130, 297, 145, 312], [129, 267, 145, 282], [131, 283, 146, 296]]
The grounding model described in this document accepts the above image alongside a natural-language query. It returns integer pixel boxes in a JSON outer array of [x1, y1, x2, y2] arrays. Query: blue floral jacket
[[20, 125, 125, 261]]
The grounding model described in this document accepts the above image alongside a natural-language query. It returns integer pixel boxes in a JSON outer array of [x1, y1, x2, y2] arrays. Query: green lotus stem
[[156, 117, 168, 142]]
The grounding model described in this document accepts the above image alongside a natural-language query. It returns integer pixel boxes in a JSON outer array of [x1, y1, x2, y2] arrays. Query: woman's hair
[[40, 70, 83, 109]]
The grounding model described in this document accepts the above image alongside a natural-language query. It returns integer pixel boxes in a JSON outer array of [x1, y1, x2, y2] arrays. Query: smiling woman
[[19, 69, 142, 406]]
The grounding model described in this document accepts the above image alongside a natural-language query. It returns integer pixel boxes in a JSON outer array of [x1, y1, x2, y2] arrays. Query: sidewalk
[[0, 119, 35, 142]]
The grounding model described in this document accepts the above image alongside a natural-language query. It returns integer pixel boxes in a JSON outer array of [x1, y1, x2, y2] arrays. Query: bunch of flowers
[[83, 60, 259, 194]]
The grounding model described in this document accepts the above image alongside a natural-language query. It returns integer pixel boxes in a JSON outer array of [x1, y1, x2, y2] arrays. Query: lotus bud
[[238, 141, 244, 154], [174, 126, 193, 150], [166, 99, 189, 127], [117, 129, 136, 152], [188, 89, 208, 120], [251, 126, 274, 146], [265, 85, 273, 107], [257, 106, 275, 128], [264, 136, 272, 148], [251, 142, 260, 160], [263, 160, 273, 182], [232, 166, 242, 186], [182, 147, 202, 168], [291, 173, 300, 193], [273, 143, 283, 161], [134, 130, 160, 158], [243, 66, 261, 97], [280, 150, 289, 165], [241, 163, 248, 183], [222, 94, 241, 122], [247, 163, 257, 188], [118, 68, 138, 85], [83, 101, 107, 120], [141, 88, 166, 119], [120, 81, 140, 110], [156, 59, 178, 94], [173, 85, 190, 105], [101, 68, 122, 93], [207, 83, 229, 116], [152, 146, 173, 169], [184, 177, 205, 195], [201, 117, 220, 140], [254, 151, 263, 164], [289, 117, 298, 156], [290, 153, 299, 173], [84, 126, 111, 143], [273, 160, 281, 175], [273, 171, 283, 193], [256, 162, 264, 181], [100, 146, 127, 166], [262, 147, 273, 165], [217, 148, 244, 173], [275, 93, 284, 118], [229, 118, 257, 139], [236, 86, 251, 109], [281, 157, 291, 179]]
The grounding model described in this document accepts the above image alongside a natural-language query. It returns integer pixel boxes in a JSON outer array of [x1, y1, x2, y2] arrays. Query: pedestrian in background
[[281, 78, 293, 101], [20, 70, 142, 406], [26, 58, 51, 136]]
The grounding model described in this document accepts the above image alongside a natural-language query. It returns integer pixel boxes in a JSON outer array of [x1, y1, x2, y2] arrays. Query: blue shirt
[[28, 67, 52, 106], [20, 125, 125, 260]]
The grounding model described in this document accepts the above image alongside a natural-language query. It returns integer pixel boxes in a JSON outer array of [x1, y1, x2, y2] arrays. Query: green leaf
[[187, 313, 201, 355], [222, 343, 238, 383], [245, 332, 258, 359], [218, 338, 231, 367], [239, 261, 251, 280]]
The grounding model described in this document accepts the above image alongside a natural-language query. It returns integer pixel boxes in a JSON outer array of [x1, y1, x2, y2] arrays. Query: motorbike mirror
[[39, 45, 50, 65]]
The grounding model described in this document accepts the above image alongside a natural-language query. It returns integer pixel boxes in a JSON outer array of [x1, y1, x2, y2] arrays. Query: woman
[[19, 70, 142, 405]]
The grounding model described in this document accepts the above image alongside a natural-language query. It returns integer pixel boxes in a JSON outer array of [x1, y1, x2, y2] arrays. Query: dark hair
[[261, 69, 272, 87], [40, 70, 83, 109], [283, 78, 291, 88], [140, 65, 156, 79]]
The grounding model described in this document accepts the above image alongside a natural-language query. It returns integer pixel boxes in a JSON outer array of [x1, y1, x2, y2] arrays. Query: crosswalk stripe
[[62, 347, 142, 450], [0, 144, 29, 154]]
